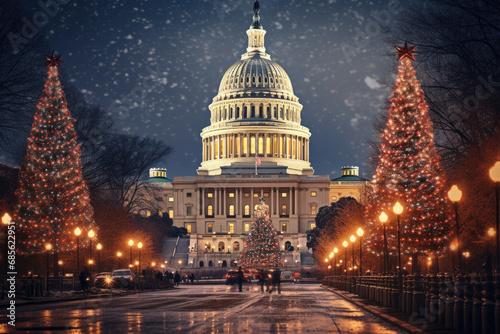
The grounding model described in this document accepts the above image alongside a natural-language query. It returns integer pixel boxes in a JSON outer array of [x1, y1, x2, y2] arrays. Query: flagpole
[[255, 160, 258, 175]]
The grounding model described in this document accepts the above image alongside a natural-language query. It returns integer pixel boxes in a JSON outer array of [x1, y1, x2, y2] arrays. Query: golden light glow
[[88, 230, 95, 238], [58, 260, 63, 265], [128, 239, 134, 246], [324, 258, 328, 262], [152, 262, 156, 266], [350, 235, 356, 243], [334, 247, 338, 253], [329, 252, 334, 259], [138, 242, 143, 249], [45, 243, 52, 251], [356, 227, 364, 237], [450, 244, 456, 251], [488, 227, 495, 237], [88, 259, 94, 265], [2, 213, 11, 225], [393, 202, 403, 215], [490, 162, 500, 182], [96, 243, 102, 250], [343, 240, 348, 247], [117, 252, 122, 257], [448, 185, 462, 202], [379, 212, 388, 223], [135, 261, 139, 265], [74, 227, 82, 236]]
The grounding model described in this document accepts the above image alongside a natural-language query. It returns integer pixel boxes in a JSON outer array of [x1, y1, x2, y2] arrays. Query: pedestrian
[[156, 270, 163, 280], [237, 266, 244, 292], [272, 269, 281, 294], [79, 266, 91, 292], [174, 271, 181, 287], [190, 273, 195, 284], [258, 269, 265, 293]]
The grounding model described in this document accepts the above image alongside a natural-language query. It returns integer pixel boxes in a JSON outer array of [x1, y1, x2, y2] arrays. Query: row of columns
[[197, 187, 299, 217], [202, 133, 309, 162], [211, 102, 300, 124]]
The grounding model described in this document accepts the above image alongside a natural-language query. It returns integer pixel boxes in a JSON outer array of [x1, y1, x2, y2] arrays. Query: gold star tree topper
[[45, 52, 63, 68], [395, 42, 417, 62]]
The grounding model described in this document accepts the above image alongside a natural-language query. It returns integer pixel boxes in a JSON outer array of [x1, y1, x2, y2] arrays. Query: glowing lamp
[[128, 239, 134, 246], [96, 243, 102, 250], [356, 228, 364, 237], [490, 162, 500, 182], [88, 230, 95, 238], [350, 235, 356, 243], [488, 227, 495, 236], [45, 243, 52, 251], [343, 241, 348, 248], [138, 242, 143, 249], [448, 185, 462, 202], [379, 212, 388, 223], [117, 252, 122, 257], [334, 247, 338, 253], [393, 202, 403, 215], [2, 213, 11, 225], [329, 252, 333, 259], [74, 227, 82, 236]]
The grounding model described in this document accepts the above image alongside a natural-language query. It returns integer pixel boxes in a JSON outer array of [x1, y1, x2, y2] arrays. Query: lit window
[[168, 197, 174, 202], [311, 191, 317, 197], [281, 205, 287, 216], [310, 223, 316, 229], [168, 209, 174, 219], [229, 223, 234, 234], [244, 205, 250, 215], [229, 193, 235, 198], [251, 136, 255, 154], [207, 205, 213, 216], [186, 224, 192, 234], [311, 204, 318, 215], [229, 205, 235, 216], [158, 210, 163, 217], [281, 193, 287, 198], [208, 193, 213, 198], [282, 223, 287, 232], [254, 193, 259, 198], [244, 223, 250, 232], [207, 224, 213, 233], [258, 137, 264, 155], [244, 193, 250, 198]]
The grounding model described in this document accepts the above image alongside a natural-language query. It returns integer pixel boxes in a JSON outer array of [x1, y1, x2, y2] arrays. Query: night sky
[[19, 0, 416, 179]]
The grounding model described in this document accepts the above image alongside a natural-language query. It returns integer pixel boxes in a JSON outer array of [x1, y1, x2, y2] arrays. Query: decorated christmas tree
[[240, 198, 281, 268], [16, 53, 95, 255], [366, 43, 452, 257]]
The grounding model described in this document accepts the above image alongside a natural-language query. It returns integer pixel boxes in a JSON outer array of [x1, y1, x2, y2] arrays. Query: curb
[[322, 285, 430, 334]]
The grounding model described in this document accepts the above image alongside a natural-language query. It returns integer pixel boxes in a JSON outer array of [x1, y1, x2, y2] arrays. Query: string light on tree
[[16, 53, 95, 254], [366, 42, 452, 259]]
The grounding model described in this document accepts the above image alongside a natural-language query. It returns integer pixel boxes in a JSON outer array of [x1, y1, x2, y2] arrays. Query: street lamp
[[88, 230, 95, 272], [448, 185, 462, 271], [379, 212, 389, 274], [357, 228, 364, 276], [450, 243, 456, 271], [45, 243, 52, 293], [58, 260, 64, 276], [343, 240, 348, 276], [96, 243, 102, 273], [74, 227, 82, 274], [128, 239, 134, 266], [88, 259, 94, 273], [2, 213, 11, 275], [350, 235, 356, 276], [489, 161, 500, 270], [393, 202, 403, 272], [138, 242, 143, 276], [117, 251, 122, 268], [334, 247, 339, 275]]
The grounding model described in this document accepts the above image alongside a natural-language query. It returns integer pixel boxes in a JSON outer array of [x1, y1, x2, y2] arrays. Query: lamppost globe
[[88, 230, 95, 239], [448, 185, 462, 202], [117, 252, 122, 257], [45, 243, 52, 251], [138, 242, 143, 249], [491, 161, 500, 271], [393, 202, 403, 215], [58, 260, 63, 265], [350, 235, 356, 243], [450, 244, 456, 251], [2, 213, 11, 225], [334, 247, 338, 254], [329, 252, 333, 259], [357, 228, 364, 237], [488, 227, 495, 236], [324, 258, 328, 263], [74, 227, 81, 236], [379, 212, 388, 223], [342, 241, 348, 248], [96, 243, 102, 250], [489, 162, 500, 182], [128, 239, 134, 246]]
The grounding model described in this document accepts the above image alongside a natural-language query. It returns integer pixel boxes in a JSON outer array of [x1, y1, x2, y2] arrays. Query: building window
[[229, 223, 234, 234], [253, 193, 259, 197], [281, 192, 287, 198], [281, 205, 287, 216], [244, 193, 250, 198], [311, 191, 317, 197], [207, 224, 213, 233], [282, 223, 287, 232], [264, 193, 269, 198], [186, 224, 192, 234], [156, 197, 163, 201], [233, 241, 240, 251], [285, 241, 292, 251], [218, 241, 225, 252], [311, 204, 318, 215], [209, 260, 213, 267], [244, 223, 250, 232], [168, 197, 174, 202], [222, 260, 227, 267], [331, 196, 337, 202], [310, 222, 316, 229], [251, 136, 255, 154], [207, 193, 213, 198], [168, 209, 174, 219], [199, 261, 204, 267], [207, 205, 213, 216], [229, 193, 235, 198], [229, 205, 235, 216], [186, 206, 192, 216], [186, 193, 192, 197], [244, 205, 250, 216]]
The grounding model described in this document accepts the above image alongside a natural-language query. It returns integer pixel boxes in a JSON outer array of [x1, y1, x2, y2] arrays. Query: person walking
[[79, 266, 91, 292], [190, 273, 195, 284], [272, 269, 281, 294], [174, 271, 181, 287], [237, 266, 244, 292], [258, 269, 265, 293]]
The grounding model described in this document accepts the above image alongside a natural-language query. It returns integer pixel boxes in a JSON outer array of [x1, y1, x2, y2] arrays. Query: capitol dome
[[197, 4, 313, 176]]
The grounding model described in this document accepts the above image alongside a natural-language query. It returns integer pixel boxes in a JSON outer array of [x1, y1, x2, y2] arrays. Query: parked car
[[280, 270, 293, 281], [94, 272, 112, 288], [225, 270, 251, 285], [111, 269, 136, 289]]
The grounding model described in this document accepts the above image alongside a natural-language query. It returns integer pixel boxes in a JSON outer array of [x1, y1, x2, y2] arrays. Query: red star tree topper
[[16, 54, 95, 254], [366, 46, 452, 258], [240, 198, 281, 268]]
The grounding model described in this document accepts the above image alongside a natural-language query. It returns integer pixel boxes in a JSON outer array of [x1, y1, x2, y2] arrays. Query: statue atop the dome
[[253, 1, 260, 17]]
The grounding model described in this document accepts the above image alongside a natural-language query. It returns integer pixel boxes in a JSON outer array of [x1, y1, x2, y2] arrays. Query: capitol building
[[140, 4, 368, 270]]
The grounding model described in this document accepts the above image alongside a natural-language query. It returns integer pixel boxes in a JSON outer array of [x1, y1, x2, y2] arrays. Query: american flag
[[255, 153, 261, 166]]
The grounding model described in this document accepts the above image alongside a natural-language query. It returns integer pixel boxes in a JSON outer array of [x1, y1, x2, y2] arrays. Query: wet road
[[5, 283, 406, 333]]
